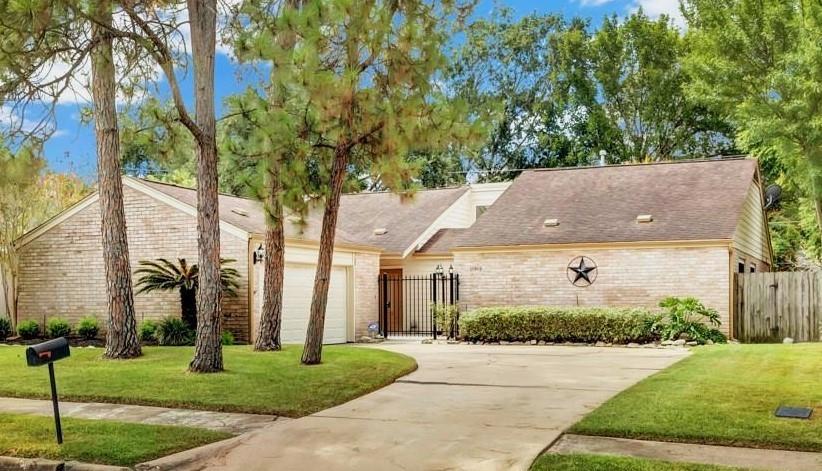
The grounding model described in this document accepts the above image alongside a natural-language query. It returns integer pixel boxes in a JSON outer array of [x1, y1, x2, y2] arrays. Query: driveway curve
[[191, 343, 687, 471]]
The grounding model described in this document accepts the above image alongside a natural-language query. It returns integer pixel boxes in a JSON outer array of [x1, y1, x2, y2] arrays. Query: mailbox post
[[25, 337, 70, 444]]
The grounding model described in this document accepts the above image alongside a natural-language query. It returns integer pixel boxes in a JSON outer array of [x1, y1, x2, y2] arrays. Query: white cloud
[[578, 0, 616, 6], [632, 0, 686, 29]]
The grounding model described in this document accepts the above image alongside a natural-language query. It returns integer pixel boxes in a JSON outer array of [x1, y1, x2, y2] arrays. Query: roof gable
[[455, 158, 759, 248]]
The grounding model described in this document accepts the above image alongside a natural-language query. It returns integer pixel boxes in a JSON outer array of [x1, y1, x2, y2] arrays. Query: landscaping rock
[[626, 343, 640, 348], [783, 337, 795, 344], [705, 339, 714, 345], [686, 341, 699, 346], [421, 339, 433, 344], [595, 341, 607, 347], [447, 340, 460, 345], [678, 333, 691, 341], [673, 339, 687, 346], [358, 336, 375, 343], [661, 340, 674, 346], [530, 340, 538, 345]]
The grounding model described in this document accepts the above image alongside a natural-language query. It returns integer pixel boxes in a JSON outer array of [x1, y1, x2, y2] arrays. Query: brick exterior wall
[[453, 245, 734, 335], [17, 185, 251, 341], [353, 252, 380, 338]]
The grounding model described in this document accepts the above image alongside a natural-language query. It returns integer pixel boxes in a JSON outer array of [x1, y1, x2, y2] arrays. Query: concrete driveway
[[192, 343, 688, 471]]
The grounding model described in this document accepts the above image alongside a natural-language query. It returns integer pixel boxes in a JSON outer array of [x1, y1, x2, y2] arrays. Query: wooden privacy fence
[[735, 272, 821, 342]]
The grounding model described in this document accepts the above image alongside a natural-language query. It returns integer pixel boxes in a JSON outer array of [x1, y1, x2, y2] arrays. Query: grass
[[531, 453, 745, 471], [571, 344, 822, 452], [0, 344, 416, 417], [0, 413, 230, 466]]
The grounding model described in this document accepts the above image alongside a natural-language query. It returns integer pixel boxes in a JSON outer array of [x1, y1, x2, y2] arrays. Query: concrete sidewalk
[[172, 343, 688, 471], [0, 397, 280, 434], [549, 434, 822, 471]]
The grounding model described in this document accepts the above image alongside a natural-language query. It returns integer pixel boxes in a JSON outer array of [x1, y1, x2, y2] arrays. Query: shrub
[[46, 318, 71, 339], [459, 306, 660, 344], [156, 317, 194, 346], [138, 320, 159, 342], [221, 331, 235, 346], [17, 320, 40, 339], [657, 297, 727, 344], [432, 304, 460, 339], [76, 316, 100, 340], [0, 317, 11, 341]]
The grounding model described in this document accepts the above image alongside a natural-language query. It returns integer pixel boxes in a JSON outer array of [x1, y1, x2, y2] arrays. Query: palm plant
[[135, 258, 240, 330]]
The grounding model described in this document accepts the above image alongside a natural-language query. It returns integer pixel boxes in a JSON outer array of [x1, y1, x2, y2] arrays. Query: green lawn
[[0, 413, 230, 466], [531, 453, 745, 471], [0, 345, 416, 417], [571, 344, 822, 451]]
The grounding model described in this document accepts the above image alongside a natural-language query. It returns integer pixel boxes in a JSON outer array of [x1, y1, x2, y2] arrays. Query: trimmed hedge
[[459, 306, 660, 344]]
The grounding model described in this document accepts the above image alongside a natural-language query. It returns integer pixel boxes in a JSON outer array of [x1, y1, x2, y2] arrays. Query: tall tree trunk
[[254, 0, 300, 352], [91, 0, 141, 359], [187, 0, 223, 373], [254, 170, 285, 351], [302, 150, 348, 365]]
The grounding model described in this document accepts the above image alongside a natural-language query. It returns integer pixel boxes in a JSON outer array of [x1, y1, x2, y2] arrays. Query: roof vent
[[231, 208, 249, 217], [543, 218, 560, 227], [373, 228, 388, 236], [636, 214, 653, 223]]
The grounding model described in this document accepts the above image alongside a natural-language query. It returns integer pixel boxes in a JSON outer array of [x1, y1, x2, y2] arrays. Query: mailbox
[[25, 337, 70, 444], [26, 337, 71, 367]]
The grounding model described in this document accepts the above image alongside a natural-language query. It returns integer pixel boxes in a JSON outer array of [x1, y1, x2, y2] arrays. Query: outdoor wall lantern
[[448, 264, 454, 275], [435, 264, 444, 275], [253, 244, 265, 265]]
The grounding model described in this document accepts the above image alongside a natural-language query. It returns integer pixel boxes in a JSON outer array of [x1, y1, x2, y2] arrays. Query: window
[[737, 260, 746, 273], [749, 264, 756, 273]]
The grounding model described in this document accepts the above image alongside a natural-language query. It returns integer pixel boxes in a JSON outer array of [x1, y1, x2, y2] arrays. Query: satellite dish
[[764, 184, 782, 210]]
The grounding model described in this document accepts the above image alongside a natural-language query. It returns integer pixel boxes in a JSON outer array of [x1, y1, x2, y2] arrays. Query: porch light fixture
[[636, 214, 653, 223], [449, 264, 454, 274], [253, 244, 265, 264], [543, 218, 560, 227], [436, 264, 444, 275]]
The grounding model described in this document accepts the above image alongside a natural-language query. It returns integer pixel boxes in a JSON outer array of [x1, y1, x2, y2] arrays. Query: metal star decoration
[[567, 256, 598, 287]]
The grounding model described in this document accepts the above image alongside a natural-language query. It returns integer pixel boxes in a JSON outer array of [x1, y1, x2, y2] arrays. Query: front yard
[[0, 413, 230, 466], [531, 454, 745, 471], [0, 345, 416, 417], [570, 344, 822, 452]]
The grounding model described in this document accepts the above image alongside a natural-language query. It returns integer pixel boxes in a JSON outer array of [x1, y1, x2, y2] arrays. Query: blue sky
[[36, 0, 681, 178]]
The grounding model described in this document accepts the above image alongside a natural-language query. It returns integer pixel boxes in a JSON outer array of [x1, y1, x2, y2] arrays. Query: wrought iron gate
[[378, 271, 460, 338]]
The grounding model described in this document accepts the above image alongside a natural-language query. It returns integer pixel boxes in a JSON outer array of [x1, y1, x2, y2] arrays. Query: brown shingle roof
[[135, 178, 468, 253], [455, 158, 758, 248], [416, 228, 469, 255]]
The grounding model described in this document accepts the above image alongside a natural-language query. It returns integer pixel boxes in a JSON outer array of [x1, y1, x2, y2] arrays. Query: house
[[14, 176, 507, 343], [14, 157, 770, 341], [450, 158, 772, 336]]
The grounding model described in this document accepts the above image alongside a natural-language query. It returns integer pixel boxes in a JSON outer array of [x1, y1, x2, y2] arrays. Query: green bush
[[138, 320, 159, 342], [0, 317, 11, 341], [459, 306, 660, 344], [156, 317, 194, 346], [221, 331, 235, 346], [46, 318, 71, 338], [432, 304, 460, 339], [76, 316, 100, 340], [657, 297, 727, 344], [17, 320, 40, 339]]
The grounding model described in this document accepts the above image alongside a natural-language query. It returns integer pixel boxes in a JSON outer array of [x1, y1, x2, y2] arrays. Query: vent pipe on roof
[[543, 218, 560, 227], [373, 228, 388, 236], [636, 214, 653, 223]]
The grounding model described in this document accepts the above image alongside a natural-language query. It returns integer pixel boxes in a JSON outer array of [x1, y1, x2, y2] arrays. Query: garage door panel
[[254, 263, 349, 344]]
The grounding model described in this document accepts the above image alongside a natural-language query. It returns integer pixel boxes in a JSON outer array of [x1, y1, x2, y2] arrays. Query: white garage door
[[253, 263, 349, 344]]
